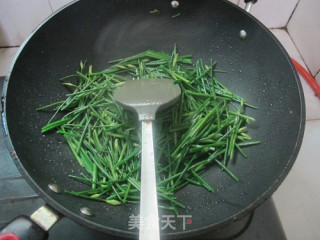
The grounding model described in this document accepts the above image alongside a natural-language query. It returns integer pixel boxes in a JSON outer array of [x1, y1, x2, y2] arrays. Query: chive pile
[[39, 46, 259, 212]]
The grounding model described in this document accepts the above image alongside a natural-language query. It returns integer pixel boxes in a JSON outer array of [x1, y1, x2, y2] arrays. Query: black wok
[[2, 0, 305, 239]]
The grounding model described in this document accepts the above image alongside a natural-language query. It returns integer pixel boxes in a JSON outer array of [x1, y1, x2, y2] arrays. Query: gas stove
[[0, 76, 286, 239]]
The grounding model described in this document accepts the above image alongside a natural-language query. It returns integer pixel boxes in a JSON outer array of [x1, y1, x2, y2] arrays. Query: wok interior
[[5, 0, 304, 237]]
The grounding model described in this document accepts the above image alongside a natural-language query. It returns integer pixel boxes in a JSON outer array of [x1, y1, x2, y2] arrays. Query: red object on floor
[[0, 233, 20, 240], [291, 58, 320, 99]]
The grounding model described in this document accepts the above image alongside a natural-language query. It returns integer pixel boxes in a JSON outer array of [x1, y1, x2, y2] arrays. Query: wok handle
[[0, 205, 60, 240], [0, 216, 47, 240], [139, 120, 160, 240], [244, 0, 257, 12]]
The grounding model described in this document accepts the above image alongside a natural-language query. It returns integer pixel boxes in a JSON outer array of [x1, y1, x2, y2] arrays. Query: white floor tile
[[273, 120, 320, 240], [301, 78, 320, 120], [270, 28, 320, 240], [238, 0, 299, 28], [49, 0, 74, 12], [287, 0, 320, 76], [270, 29, 320, 121], [0, 48, 19, 77], [0, 0, 52, 46]]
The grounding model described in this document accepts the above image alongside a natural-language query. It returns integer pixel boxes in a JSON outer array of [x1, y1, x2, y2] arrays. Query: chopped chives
[[39, 46, 259, 211]]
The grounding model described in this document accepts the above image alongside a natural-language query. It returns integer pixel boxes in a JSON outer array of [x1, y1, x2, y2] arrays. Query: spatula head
[[113, 78, 181, 121]]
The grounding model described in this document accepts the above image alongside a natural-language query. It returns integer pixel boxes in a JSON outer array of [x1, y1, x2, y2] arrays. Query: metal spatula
[[114, 78, 181, 240]]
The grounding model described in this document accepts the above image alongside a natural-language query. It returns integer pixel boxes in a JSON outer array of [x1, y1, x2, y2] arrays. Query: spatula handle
[[139, 120, 160, 240]]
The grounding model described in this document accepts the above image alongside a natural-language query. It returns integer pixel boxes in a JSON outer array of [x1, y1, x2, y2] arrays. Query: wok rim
[[1, 0, 305, 238]]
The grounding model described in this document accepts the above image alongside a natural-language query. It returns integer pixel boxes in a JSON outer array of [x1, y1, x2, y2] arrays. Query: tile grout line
[[47, 0, 54, 13], [285, 0, 300, 28], [0, 176, 24, 181], [314, 69, 320, 78], [283, 0, 317, 77], [268, 27, 286, 31], [0, 46, 20, 49], [0, 195, 39, 204], [306, 118, 320, 122], [285, 29, 311, 71]]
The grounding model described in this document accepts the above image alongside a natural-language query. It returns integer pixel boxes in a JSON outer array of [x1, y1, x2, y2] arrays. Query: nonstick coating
[[3, 0, 305, 238]]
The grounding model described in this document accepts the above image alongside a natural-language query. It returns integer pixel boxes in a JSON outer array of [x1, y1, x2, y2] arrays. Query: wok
[[1, 0, 305, 239]]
